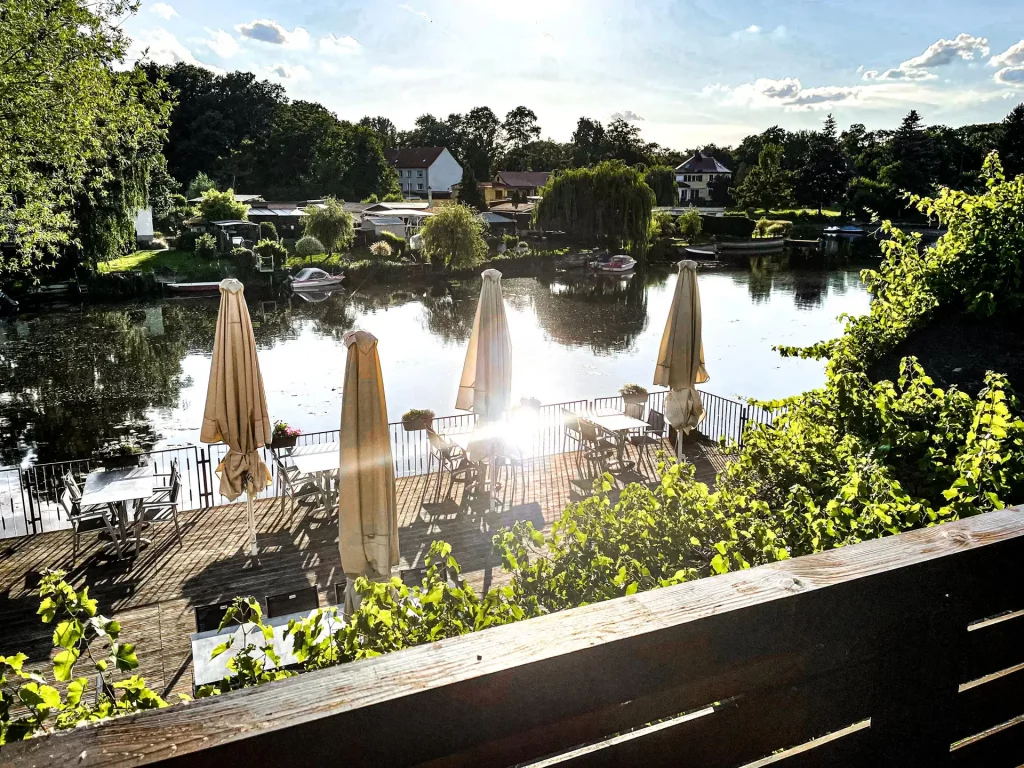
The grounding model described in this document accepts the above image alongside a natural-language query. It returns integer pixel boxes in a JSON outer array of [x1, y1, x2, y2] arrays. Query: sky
[[123, 0, 1024, 148]]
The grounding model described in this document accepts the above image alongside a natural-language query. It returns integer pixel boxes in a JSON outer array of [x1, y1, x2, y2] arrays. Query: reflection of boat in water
[[824, 225, 867, 237], [588, 254, 636, 273], [167, 282, 222, 295], [292, 288, 343, 304], [717, 237, 785, 252], [288, 267, 345, 291], [684, 246, 717, 260]]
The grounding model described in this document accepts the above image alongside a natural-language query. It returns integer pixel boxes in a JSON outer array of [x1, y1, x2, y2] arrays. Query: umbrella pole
[[246, 487, 257, 557]]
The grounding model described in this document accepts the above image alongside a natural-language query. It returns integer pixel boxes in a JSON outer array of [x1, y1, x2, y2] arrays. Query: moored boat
[[167, 282, 222, 294], [684, 246, 717, 260], [589, 254, 636, 273], [716, 237, 785, 252], [289, 267, 345, 291]]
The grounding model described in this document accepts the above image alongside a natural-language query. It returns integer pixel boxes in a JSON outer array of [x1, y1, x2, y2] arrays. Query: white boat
[[289, 267, 345, 291], [589, 254, 636, 273]]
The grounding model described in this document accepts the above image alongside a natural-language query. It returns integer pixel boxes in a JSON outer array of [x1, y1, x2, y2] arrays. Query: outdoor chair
[[423, 429, 475, 506], [193, 601, 245, 634], [629, 409, 668, 478], [137, 462, 183, 549], [265, 585, 320, 618], [494, 443, 526, 508], [561, 408, 583, 455], [62, 471, 106, 517], [272, 451, 323, 514], [153, 457, 179, 493], [60, 489, 122, 563], [569, 420, 617, 501]]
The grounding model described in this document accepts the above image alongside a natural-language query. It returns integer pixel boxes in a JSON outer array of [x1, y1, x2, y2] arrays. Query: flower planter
[[402, 417, 433, 433], [100, 454, 142, 470], [271, 435, 298, 449]]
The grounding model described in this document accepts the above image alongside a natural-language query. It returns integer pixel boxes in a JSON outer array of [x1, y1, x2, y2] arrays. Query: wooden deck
[[0, 441, 725, 701]]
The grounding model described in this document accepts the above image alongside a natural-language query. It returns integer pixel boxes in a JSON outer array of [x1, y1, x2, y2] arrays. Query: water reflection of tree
[[0, 307, 190, 464], [791, 271, 829, 310], [530, 270, 649, 354], [420, 283, 479, 345], [286, 292, 357, 342]]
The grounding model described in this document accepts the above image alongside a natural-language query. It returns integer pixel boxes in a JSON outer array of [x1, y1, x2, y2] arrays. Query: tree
[[295, 235, 325, 260], [457, 167, 486, 211], [707, 174, 732, 205], [420, 204, 488, 269], [998, 103, 1024, 180], [799, 114, 851, 214], [502, 107, 541, 151], [534, 161, 655, 258], [732, 144, 793, 213], [1, 0, 169, 271], [605, 118, 649, 165], [677, 208, 702, 238], [302, 197, 354, 254], [186, 172, 218, 201], [571, 117, 607, 167], [259, 222, 278, 241], [643, 166, 677, 207], [199, 189, 249, 222], [881, 110, 938, 198], [461, 106, 503, 179], [358, 116, 398, 149]]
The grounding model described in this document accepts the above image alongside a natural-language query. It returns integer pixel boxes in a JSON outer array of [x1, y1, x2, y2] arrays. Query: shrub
[[177, 230, 198, 252], [255, 238, 287, 265], [402, 408, 435, 423], [379, 230, 406, 256], [230, 246, 254, 262], [701, 215, 755, 238], [420, 204, 488, 269], [259, 221, 278, 241], [194, 233, 217, 258], [361, 193, 380, 204], [676, 208, 702, 238], [619, 383, 648, 397], [501, 233, 520, 247], [382, 192, 405, 203], [302, 197, 354, 254], [295, 235, 325, 260], [369, 240, 393, 259], [198, 188, 248, 222], [649, 210, 676, 240]]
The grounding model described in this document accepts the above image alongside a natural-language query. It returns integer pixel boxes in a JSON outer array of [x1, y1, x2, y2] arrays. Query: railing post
[[739, 405, 748, 447]]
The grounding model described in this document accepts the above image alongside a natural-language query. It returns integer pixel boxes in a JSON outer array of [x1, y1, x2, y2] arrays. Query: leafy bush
[[0, 571, 167, 745], [676, 208, 702, 238], [230, 246, 254, 261], [753, 218, 791, 238], [361, 193, 379, 204], [369, 240, 393, 259], [255, 238, 287, 264], [502, 233, 520, 247], [379, 230, 406, 256], [420, 204, 488, 269], [382, 192, 405, 203], [259, 221, 278, 241], [194, 233, 217, 258], [295, 235, 325, 260], [198, 188, 248, 222], [401, 408, 435, 423], [701, 215, 755, 238], [176, 230, 198, 252], [649, 210, 676, 239], [302, 197, 353, 254]]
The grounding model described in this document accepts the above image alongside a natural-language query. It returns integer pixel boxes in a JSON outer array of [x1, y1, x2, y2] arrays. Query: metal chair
[[272, 450, 323, 513], [629, 409, 667, 478], [265, 585, 320, 618], [62, 471, 106, 517], [153, 457, 179, 493], [561, 408, 583, 455], [193, 601, 242, 634], [60, 489, 122, 563], [494, 442, 526, 508], [137, 463, 183, 548], [568, 420, 617, 501], [423, 429, 476, 506]]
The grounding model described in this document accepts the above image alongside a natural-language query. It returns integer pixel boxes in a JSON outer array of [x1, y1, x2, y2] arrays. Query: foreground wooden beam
[[5, 508, 1024, 767]]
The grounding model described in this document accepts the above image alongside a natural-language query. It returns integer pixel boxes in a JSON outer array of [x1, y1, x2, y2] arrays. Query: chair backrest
[[333, 580, 346, 607], [193, 601, 237, 633], [647, 409, 666, 435], [561, 408, 581, 436], [63, 472, 82, 502], [59, 489, 77, 519], [265, 585, 320, 618], [579, 419, 601, 444], [168, 470, 182, 503], [426, 428, 456, 457]]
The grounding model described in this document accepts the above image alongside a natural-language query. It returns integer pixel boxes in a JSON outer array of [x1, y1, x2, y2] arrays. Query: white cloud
[[267, 63, 311, 81], [202, 28, 239, 58], [994, 66, 1024, 86], [149, 3, 177, 20], [704, 76, 940, 111], [125, 28, 222, 72], [990, 40, 1024, 68], [236, 19, 310, 48], [731, 24, 760, 39], [865, 33, 989, 81], [319, 34, 361, 56], [399, 3, 431, 21], [611, 110, 644, 122]]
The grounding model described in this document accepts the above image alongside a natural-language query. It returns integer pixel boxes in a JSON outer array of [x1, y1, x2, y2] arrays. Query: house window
[[417, 170, 424, 177], [417, 183, 424, 190]]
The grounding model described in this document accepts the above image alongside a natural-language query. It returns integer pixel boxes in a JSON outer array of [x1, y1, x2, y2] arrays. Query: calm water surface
[[0, 262, 870, 465]]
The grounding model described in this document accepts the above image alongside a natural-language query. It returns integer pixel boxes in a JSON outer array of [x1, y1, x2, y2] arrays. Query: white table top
[[588, 411, 650, 433], [81, 465, 155, 507], [287, 442, 340, 475], [441, 428, 523, 456], [191, 607, 344, 687]]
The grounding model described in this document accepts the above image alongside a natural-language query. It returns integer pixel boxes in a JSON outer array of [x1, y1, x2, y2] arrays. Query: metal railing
[[2, 389, 781, 539]]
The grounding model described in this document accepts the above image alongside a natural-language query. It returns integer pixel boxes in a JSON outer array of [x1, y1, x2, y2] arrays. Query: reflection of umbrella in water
[[200, 279, 272, 556]]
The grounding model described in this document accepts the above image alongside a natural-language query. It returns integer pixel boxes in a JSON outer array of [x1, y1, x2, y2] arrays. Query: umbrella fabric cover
[[654, 260, 709, 434], [338, 330, 399, 584], [200, 279, 272, 500], [456, 269, 512, 461]]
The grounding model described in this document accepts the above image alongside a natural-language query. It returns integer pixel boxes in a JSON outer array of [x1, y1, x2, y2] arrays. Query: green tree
[[186, 172, 218, 201], [457, 167, 486, 211], [302, 197, 354, 254], [259, 221, 278, 241], [1, 0, 169, 271], [642, 166, 677, 207], [677, 208, 702, 238], [358, 115, 398, 149], [198, 189, 249, 222], [605, 118, 649, 165], [461, 106, 503, 179], [732, 144, 793, 213], [295, 235, 324, 260], [799, 114, 851, 214], [502, 106, 541, 152], [998, 103, 1024, 180], [420, 204, 488, 269], [570, 117, 608, 167], [880, 109, 938, 198], [534, 161, 655, 258]]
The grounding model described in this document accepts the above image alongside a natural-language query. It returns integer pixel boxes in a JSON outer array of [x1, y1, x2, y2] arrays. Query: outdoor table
[[287, 443, 340, 512], [80, 465, 155, 557], [587, 410, 650, 469], [441, 426, 525, 511], [191, 606, 345, 689]]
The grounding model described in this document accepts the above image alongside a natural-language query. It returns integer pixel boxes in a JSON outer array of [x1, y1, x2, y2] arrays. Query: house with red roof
[[384, 147, 463, 199]]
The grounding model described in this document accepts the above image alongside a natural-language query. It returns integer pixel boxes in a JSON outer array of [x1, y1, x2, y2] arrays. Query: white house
[[384, 147, 463, 199], [674, 150, 732, 203], [134, 207, 154, 245]]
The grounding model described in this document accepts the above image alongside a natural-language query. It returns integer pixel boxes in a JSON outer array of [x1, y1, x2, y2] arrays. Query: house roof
[[675, 151, 731, 174], [495, 171, 550, 189], [364, 201, 430, 212], [188, 193, 263, 203], [384, 147, 446, 169], [490, 202, 535, 214], [479, 212, 516, 224], [246, 207, 306, 217]]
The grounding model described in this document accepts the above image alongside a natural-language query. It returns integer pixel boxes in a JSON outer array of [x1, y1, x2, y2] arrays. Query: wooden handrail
[[5, 508, 1024, 767]]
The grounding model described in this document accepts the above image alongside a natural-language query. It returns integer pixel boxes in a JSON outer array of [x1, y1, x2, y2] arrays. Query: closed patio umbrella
[[456, 269, 512, 508], [200, 279, 272, 556], [654, 260, 709, 453], [338, 330, 399, 614]]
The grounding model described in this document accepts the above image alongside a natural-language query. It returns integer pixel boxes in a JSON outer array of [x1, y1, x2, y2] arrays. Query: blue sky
[[125, 0, 1024, 147]]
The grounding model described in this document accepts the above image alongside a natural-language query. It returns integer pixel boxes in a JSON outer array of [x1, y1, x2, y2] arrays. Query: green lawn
[[98, 249, 204, 275], [724, 207, 843, 219]]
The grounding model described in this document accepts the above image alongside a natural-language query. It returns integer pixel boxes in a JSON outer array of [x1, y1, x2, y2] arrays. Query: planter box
[[622, 393, 647, 420], [271, 435, 298, 449], [100, 454, 142, 470], [402, 417, 433, 433]]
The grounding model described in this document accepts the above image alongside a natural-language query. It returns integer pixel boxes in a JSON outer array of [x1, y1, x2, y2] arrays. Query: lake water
[[0, 261, 870, 466]]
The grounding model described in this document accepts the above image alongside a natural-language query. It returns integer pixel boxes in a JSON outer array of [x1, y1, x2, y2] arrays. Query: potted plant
[[97, 442, 144, 470], [272, 420, 301, 449], [620, 384, 648, 419], [401, 408, 435, 432]]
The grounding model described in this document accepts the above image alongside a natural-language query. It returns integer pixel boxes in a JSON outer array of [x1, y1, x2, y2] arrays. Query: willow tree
[[643, 165, 677, 207], [534, 161, 655, 260]]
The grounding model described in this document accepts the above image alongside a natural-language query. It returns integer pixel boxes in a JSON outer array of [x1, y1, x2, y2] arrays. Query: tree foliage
[[419, 204, 487, 269], [295, 235, 325, 259], [677, 208, 702, 238], [198, 189, 249, 222], [643, 166, 678, 207], [186, 172, 217, 201], [457, 166, 486, 211], [732, 144, 793, 213], [535, 161, 655, 255], [302, 197, 353, 254], [798, 114, 851, 214]]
